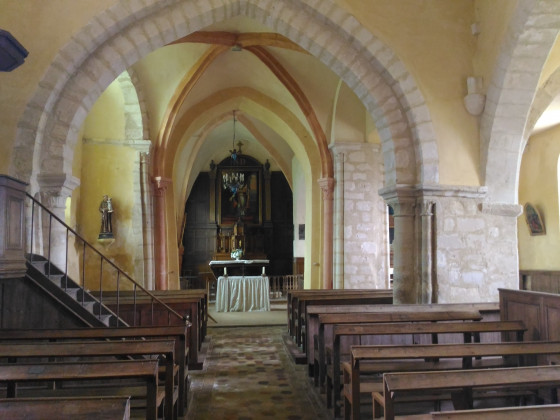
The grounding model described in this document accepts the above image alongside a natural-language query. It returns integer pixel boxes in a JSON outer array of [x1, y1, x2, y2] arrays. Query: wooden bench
[[291, 291, 394, 348], [305, 302, 498, 375], [377, 365, 560, 419], [0, 361, 157, 419], [99, 290, 206, 369], [327, 320, 526, 417], [344, 340, 560, 420], [0, 339, 177, 420], [397, 404, 560, 419], [287, 289, 392, 339], [315, 309, 483, 392], [0, 325, 190, 417], [0, 396, 131, 420]]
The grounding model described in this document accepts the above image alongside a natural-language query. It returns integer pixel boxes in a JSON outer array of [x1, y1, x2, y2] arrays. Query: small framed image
[[524, 203, 545, 236], [298, 224, 305, 240]]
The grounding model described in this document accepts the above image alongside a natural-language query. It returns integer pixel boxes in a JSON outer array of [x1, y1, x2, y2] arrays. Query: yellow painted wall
[[336, 0, 482, 185], [518, 126, 560, 269], [0, 0, 118, 174], [78, 141, 138, 290], [79, 82, 139, 290], [83, 82, 126, 139], [473, 0, 517, 86]]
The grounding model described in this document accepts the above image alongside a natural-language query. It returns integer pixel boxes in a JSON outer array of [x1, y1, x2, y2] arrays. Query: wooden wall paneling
[[183, 168, 294, 276], [0, 277, 86, 329]]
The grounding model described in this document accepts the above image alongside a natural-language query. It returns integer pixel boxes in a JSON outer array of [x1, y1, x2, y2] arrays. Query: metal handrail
[[25, 193, 188, 326]]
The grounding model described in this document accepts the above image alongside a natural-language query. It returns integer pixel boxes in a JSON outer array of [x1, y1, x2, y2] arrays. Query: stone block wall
[[332, 143, 389, 289], [433, 196, 521, 303]]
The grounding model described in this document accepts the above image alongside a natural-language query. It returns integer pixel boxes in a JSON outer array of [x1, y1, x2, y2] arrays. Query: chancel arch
[[12, 0, 440, 298]]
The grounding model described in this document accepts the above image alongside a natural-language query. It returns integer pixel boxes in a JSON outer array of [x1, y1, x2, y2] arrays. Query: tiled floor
[[186, 326, 332, 420]]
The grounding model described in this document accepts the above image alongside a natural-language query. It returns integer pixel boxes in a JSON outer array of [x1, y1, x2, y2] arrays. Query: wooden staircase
[[26, 254, 127, 327]]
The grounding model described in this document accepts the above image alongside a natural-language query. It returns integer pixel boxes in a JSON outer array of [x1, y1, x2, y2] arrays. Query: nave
[[187, 326, 331, 420]]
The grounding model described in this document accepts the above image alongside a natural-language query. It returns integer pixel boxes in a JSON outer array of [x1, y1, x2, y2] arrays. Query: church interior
[[3, 0, 560, 419]]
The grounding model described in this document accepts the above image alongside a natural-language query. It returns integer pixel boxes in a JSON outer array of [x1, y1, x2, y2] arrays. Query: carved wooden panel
[[0, 176, 28, 278], [182, 168, 294, 276]]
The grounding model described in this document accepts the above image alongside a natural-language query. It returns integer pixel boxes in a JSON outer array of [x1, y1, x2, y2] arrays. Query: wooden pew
[[0, 396, 131, 420], [377, 365, 560, 419], [397, 404, 560, 419], [327, 320, 526, 417], [307, 303, 498, 379], [98, 289, 208, 339], [343, 340, 560, 420], [287, 289, 392, 338], [0, 339, 176, 420], [291, 290, 393, 347], [296, 292, 395, 355], [315, 309, 483, 391], [100, 291, 205, 369], [0, 325, 190, 417], [0, 361, 156, 419]]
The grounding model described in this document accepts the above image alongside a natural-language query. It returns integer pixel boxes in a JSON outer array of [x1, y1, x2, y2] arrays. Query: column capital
[[418, 200, 435, 217], [318, 177, 335, 201], [37, 172, 80, 209], [152, 176, 172, 195]]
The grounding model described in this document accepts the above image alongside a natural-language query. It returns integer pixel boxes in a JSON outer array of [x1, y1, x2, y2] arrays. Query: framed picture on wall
[[218, 166, 262, 225], [524, 203, 545, 236]]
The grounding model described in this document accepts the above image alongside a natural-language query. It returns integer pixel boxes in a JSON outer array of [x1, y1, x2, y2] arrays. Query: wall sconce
[[463, 76, 486, 116]]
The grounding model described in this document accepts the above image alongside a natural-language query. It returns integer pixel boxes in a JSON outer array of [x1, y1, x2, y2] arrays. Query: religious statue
[[98, 195, 114, 238]]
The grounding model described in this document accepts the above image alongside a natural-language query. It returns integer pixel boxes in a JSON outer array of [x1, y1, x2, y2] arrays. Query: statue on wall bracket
[[98, 195, 114, 239]]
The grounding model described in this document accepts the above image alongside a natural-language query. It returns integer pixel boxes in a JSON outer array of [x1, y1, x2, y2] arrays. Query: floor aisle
[[186, 325, 332, 420]]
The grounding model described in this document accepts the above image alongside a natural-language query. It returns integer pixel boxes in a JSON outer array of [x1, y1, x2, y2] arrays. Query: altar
[[209, 259, 269, 278], [215, 275, 270, 312]]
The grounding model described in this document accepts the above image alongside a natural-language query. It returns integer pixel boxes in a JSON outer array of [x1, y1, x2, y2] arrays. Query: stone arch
[[481, 0, 560, 204], [170, 87, 320, 217], [11, 0, 438, 196], [119, 69, 151, 141], [525, 66, 560, 147]]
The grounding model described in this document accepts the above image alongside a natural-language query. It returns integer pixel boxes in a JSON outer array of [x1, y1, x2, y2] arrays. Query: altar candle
[[262, 266, 265, 275], [224, 267, 227, 276]]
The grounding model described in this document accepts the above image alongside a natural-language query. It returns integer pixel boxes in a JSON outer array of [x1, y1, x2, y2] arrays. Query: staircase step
[[98, 314, 113, 326]]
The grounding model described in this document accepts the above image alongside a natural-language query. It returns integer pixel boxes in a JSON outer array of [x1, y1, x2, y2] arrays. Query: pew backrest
[[381, 365, 560, 420], [0, 361, 157, 420], [345, 340, 560, 420], [0, 339, 175, 420], [0, 326, 189, 417], [0, 396, 132, 420]]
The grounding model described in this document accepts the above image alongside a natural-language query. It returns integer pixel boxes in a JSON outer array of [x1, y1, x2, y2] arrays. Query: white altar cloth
[[216, 275, 270, 312]]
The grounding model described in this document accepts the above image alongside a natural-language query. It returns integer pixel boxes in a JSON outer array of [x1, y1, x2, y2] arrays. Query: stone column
[[332, 149, 345, 290], [0, 175, 28, 278], [139, 150, 154, 290], [129, 141, 152, 289], [37, 173, 80, 272], [418, 200, 435, 303], [318, 177, 335, 290], [381, 186, 417, 304], [153, 176, 171, 290]]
